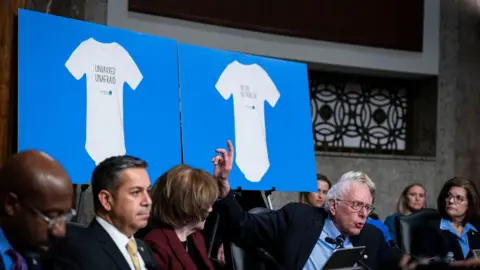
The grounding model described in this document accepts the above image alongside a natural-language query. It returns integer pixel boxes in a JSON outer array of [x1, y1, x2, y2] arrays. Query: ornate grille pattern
[[310, 75, 408, 152]]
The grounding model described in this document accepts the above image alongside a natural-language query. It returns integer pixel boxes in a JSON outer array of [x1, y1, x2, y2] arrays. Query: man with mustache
[[58, 155, 161, 270], [0, 150, 76, 270]]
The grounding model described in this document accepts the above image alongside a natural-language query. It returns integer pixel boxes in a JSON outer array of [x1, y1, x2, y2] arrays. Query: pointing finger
[[227, 140, 234, 154]]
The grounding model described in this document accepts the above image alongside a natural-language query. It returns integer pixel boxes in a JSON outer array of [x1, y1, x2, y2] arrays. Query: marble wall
[[27, 0, 480, 222]]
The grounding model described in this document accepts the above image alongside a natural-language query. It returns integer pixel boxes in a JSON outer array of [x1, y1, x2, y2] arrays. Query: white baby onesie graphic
[[65, 38, 143, 165], [215, 60, 280, 182]]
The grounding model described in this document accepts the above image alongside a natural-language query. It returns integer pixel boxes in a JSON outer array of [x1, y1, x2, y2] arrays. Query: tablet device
[[473, 249, 480, 258], [322, 246, 366, 270]]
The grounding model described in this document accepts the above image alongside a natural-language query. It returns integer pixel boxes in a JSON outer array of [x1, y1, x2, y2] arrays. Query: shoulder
[[191, 231, 206, 242], [280, 202, 326, 216], [384, 213, 399, 222], [363, 222, 383, 234], [144, 227, 168, 246], [361, 222, 386, 242], [367, 218, 388, 231], [278, 203, 328, 226]]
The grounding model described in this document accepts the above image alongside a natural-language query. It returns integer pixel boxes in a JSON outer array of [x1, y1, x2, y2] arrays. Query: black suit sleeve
[[215, 191, 292, 248]]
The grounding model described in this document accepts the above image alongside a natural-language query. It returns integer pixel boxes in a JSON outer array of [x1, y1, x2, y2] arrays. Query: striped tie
[[6, 249, 27, 270], [126, 239, 142, 270]]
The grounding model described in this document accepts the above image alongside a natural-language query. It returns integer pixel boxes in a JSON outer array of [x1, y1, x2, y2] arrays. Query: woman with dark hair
[[384, 183, 426, 242], [412, 177, 480, 261], [299, 174, 331, 207]]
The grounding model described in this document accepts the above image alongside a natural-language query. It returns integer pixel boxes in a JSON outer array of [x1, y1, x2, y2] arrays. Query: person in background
[[144, 165, 218, 270], [334, 171, 392, 242], [0, 150, 76, 270], [412, 177, 480, 261], [299, 174, 331, 207], [384, 183, 426, 242], [57, 155, 160, 270]]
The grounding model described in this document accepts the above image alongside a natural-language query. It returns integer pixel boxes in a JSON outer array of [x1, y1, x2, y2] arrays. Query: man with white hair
[[335, 171, 392, 242], [211, 141, 403, 270]]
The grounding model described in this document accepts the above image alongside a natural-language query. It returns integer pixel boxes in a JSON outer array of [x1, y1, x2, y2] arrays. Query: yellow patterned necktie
[[126, 239, 142, 270]]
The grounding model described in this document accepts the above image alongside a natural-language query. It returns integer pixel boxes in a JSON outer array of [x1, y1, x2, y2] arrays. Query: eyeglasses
[[445, 193, 467, 204], [9, 192, 77, 229], [336, 199, 375, 214], [30, 207, 77, 229]]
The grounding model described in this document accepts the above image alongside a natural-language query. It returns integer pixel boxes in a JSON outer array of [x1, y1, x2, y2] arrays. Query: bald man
[[0, 150, 76, 270]]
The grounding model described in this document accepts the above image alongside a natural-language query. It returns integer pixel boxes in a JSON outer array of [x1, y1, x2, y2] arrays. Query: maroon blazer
[[144, 226, 214, 270]]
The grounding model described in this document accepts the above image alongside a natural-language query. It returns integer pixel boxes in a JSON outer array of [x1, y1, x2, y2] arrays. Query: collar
[[0, 227, 12, 254], [95, 216, 136, 251], [324, 216, 351, 244], [440, 218, 478, 235]]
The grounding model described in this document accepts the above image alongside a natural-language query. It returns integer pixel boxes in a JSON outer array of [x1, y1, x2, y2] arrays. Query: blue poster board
[[179, 44, 317, 192], [18, 10, 182, 184]]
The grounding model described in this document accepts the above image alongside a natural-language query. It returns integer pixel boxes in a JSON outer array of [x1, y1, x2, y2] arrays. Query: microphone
[[325, 237, 337, 246]]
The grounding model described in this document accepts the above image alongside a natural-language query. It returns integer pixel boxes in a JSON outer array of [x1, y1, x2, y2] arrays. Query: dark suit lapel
[[294, 212, 325, 269], [161, 228, 197, 270], [89, 219, 131, 270], [350, 234, 367, 265]]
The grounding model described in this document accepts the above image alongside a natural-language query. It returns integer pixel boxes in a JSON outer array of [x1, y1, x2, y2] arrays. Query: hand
[[212, 140, 234, 198], [217, 243, 225, 264], [398, 255, 430, 270]]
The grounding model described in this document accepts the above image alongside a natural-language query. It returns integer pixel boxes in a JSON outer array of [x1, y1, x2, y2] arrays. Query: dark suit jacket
[[215, 191, 402, 270], [412, 219, 480, 260], [144, 226, 214, 270], [56, 219, 162, 270]]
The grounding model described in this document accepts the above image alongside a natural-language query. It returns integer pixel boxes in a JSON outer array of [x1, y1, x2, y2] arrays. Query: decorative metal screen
[[310, 73, 409, 153]]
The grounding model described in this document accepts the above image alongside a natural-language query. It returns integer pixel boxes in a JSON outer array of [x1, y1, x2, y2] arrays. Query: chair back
[[395, 208, 440, 254], [228, 207, 281, 270]]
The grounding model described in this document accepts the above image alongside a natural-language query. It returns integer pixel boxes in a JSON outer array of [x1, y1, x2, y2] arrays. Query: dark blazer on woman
[[412, 218, 480, 260], [144, 226, 214, 270]]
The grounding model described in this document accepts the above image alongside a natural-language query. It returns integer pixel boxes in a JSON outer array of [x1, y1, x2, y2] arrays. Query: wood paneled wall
[[0, 0, 26, 165], [129, 0, 424, 52]]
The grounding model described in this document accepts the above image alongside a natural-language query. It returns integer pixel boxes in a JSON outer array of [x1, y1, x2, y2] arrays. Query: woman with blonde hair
[[384, 183, 426, 242], [144, 164, 219, 270], [299, 174, 331, 207]]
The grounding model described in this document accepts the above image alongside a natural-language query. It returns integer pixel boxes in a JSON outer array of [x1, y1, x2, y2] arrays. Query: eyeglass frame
[[9, 192, 77, 229], [335, 199, 375, 214], [445, 193, 467, 205]]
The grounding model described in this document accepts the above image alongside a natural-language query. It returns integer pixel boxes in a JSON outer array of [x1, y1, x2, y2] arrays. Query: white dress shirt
[[96, 216, 147, 270]]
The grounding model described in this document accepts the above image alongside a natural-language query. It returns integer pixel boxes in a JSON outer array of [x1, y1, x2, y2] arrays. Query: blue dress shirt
[[440, 218, 478, 259], [0, 227, 28, 270], [303, 216, 353, 270]]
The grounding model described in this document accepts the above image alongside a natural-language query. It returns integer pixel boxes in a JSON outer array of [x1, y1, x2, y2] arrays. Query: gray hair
[[338, 171, 376, 200], [324, 179, 367, 211]]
